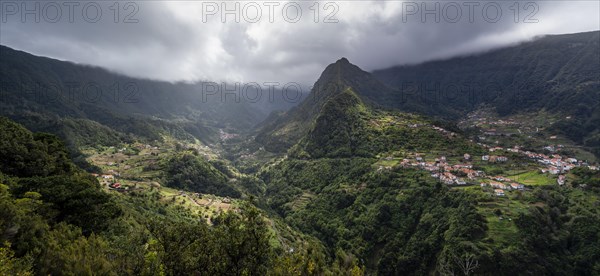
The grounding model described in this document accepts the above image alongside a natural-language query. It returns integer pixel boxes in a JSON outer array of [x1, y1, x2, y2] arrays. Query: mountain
[[0, 45, 298, 148], [256, 58, 487, 272], [255, 57, 397, 152], [289, 86, 483, 159], [373, 31, 600, 155], [256, 51, 600, 274], [259, 31, 600, 156], [257, 57, 483, 150]]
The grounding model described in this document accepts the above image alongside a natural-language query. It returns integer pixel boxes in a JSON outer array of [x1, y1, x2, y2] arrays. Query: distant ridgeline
[[0, 45, 300, 149], [372, 31, 600, 156]]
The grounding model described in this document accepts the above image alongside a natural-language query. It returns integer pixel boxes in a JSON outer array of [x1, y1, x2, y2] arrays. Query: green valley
[[1, 30, 599, 275]]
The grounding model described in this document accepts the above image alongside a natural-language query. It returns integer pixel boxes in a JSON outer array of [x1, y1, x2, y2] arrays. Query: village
[[219, 129, 239, 141], [377, 141, 597, 197]]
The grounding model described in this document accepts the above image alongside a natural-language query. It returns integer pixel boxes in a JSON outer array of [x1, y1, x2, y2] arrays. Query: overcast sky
[[1, 1, 599, 86]]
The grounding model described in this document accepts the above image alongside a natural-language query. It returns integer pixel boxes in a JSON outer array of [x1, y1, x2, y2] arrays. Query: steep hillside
[[291, 87, 482, 159], [257, 53, 600, 274], [257, 58, 494, 273], [256, 57, 398, 152], [0, 117, 346, 275], [373, 31, 600, 155], [0, 45, 297, 147]]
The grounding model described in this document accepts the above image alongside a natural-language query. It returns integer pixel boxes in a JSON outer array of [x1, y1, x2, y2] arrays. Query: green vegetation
[[511, 170, 555, 186], [0, 118, 363, 275], [2, 31, 599, 275], [260, 150, 600, 274], [253, 59, 600, 273], [571, 167, 600, 191], [374, 31, 600, 158], [262, 161, 489, 274], [0, 44, 300, 154], [289, 87, 484, 160], [163, 152, 240, 198]]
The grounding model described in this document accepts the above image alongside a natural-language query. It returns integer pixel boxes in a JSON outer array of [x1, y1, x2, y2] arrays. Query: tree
[[438, 252, 479, 276], [38, 223, 114, 275], [0, 242, 32, 276], [145, 218, 208, 275], [213, 201, 273, 275]]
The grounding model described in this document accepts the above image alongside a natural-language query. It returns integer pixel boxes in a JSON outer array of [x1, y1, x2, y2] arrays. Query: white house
[[455, 179, 466, 185], [510, 183, 524, 190]]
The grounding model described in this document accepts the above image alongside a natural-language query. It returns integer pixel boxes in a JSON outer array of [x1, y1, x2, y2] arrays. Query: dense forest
[[162, 153, 240, 198], [260, 154, 600, 274], [0, 117, 365, 275]]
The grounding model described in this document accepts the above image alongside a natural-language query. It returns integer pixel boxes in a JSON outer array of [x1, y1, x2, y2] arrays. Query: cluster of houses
[[91, 173, 123, 189], [465, 111, 518, 129], [536, 155, 577, 175], [382, 137, 598, 197], [481, 144, 599, 186], [484, 119, 517, 126], [543, 145, 563, 153], [481, 155, 508, 162], [434, 171, 466, 185], [110, 143, 160, 152], [91, 173, 115, 185], [398, 155, 483, 185], [484, 145, 597, 172], [460, 111, 600, 189], [392, 151, 531, 197], [514, 146, 593, 176], [463, 112, 521, 137], [431, 126, 457, 138], [219, 129, 238, 141]]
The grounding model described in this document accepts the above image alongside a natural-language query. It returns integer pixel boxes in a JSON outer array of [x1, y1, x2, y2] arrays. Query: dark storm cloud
[[1, 1, 598, 85]]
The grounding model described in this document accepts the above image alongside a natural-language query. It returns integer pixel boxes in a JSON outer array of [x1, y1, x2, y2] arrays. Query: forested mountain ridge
[[373, 31, 600, 156], [0, 45, 297, 148], [289, 87, 483, 159]]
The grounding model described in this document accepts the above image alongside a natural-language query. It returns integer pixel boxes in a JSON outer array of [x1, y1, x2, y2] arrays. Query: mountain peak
[[255, 56, 394, 152], [318, 57, 365, 86], [336, 57, 350, 64]]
